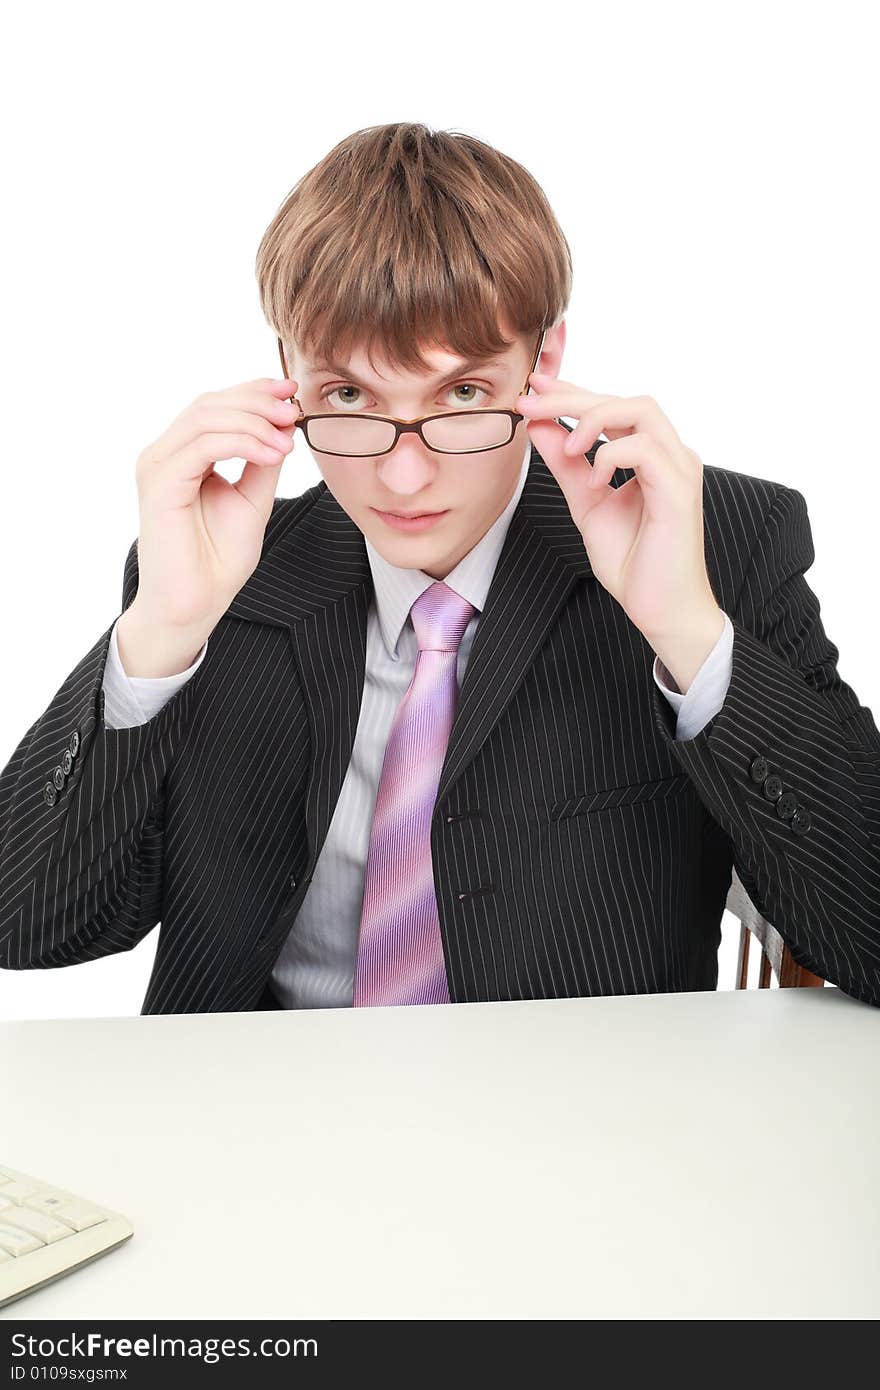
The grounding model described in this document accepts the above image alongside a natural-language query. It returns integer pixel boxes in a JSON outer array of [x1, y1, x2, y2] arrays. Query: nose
[[375, 435, 439, 496]]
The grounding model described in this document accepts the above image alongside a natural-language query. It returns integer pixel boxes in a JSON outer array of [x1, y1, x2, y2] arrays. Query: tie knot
[[410, 581, 477, 652]]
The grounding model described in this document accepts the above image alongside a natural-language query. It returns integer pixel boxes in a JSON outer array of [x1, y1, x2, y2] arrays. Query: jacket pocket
[[548, 772, 692, 818]]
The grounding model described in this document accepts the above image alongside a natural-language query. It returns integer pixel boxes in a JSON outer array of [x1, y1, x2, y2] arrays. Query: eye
[[319, 382, 492, 411]]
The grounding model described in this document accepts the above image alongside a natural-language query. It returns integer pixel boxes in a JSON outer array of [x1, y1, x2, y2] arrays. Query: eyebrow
[[304, 356, 509, 389]]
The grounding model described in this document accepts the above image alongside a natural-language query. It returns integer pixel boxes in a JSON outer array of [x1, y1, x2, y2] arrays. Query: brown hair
[[255, 122, 573, 377]]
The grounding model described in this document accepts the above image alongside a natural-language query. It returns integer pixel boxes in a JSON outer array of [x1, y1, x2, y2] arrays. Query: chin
[[373, 526, 453, 568], [377, 535, 443, 564]]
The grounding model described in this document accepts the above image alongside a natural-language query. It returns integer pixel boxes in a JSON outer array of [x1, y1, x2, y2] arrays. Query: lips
[[372, 507, 449, 532]]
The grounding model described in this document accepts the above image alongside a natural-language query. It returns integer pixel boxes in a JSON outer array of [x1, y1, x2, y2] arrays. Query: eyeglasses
[[275, 329, 547, 457]]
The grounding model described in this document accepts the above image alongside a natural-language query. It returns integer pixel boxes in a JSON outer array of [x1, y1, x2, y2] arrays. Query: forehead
[[302, 344, 519, 384]]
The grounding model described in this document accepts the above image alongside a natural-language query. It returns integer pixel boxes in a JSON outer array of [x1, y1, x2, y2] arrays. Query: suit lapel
[[225, 436, 599, 866]]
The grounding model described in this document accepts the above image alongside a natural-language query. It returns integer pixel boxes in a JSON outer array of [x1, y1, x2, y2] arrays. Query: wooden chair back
[[725, 869, 825, 989]]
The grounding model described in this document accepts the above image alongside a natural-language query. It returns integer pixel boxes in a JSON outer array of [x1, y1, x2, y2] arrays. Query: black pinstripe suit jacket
[[2, 434, 880, 1012]]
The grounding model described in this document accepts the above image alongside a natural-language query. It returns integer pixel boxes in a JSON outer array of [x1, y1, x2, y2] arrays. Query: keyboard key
[[0, 1209, 74, 1244], [21, 1191, 75, 1217], [0, 1181, 40, 1203], [0, 1224, 44, 1257], [43, 1202, 107, 1233]]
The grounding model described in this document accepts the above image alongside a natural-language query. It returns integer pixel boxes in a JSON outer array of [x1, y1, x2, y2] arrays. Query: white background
[[1, 0, 876, 1018]]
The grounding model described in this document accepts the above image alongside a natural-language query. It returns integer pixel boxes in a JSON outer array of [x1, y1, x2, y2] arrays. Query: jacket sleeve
[[650, 483, 880, 1007], [0, 538, 203, 970]]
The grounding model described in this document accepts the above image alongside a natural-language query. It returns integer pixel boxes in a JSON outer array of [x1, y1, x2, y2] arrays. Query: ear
[[537, 317, 566, 378]]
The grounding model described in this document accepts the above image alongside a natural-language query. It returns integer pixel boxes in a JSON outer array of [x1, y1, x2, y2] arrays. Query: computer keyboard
[[0, 1163, 133, 1308]]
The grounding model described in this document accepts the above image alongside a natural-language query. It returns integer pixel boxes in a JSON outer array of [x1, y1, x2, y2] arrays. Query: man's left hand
[[516, 373, 726, 691]]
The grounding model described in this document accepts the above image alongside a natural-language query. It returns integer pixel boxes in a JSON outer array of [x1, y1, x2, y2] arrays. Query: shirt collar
[[364, 435, 532, 662]]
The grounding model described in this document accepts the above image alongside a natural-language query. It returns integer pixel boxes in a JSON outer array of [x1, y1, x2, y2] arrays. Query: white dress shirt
[[101, 437, 735, 1006]]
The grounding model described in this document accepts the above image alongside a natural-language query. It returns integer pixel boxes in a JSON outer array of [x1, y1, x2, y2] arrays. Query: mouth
[[371, 508, 450, 532]]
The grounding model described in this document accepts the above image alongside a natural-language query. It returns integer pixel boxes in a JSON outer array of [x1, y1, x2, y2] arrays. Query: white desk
[[1, 987, 878, 1319]]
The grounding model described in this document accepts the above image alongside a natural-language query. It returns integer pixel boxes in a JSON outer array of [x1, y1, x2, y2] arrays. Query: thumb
[[526, 419, 606, 527], [234, 456, 286, 518]]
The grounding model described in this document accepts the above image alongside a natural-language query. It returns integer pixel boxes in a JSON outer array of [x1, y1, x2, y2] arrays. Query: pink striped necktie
[[353, 581, 478, 1007]]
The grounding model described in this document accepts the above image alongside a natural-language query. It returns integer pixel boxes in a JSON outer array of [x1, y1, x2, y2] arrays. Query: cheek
[[317, 461, 348, 494], [315, 463, 364, 522]]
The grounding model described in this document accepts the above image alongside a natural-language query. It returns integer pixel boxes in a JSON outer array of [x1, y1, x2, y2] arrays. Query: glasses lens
[[306, 416, 396, 456], [422, 412, 513, 452], [306, 412, 512, 456]]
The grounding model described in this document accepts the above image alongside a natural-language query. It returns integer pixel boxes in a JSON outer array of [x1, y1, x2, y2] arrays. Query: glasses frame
[[275, 328, 548, 457]]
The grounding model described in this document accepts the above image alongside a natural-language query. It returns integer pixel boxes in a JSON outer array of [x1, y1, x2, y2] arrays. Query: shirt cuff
[[102, 614, 209, 728], [652, 610, 734, 741]]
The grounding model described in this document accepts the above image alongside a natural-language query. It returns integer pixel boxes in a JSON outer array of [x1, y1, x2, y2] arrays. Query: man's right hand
[[112, 376, 301, 678]]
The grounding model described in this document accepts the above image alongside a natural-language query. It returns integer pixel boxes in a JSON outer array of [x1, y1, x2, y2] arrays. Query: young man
[[2, 123, 879, 1013]]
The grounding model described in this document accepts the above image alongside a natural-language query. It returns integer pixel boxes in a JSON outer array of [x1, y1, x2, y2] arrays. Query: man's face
[[285, 320, 563, 580]]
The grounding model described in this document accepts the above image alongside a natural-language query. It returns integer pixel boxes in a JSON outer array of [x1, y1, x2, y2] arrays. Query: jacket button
[[43, 782, 58, 807], [290, 875, 297, 888], [61, 750, 73, 776], [790, 808, 811, 834], [457, 884, 494, 901], [69, 730, 80, 757], [52, 766, 65, 791], [776, 791, 798, 820], [762, 772, 783, 801], [750, 755, 769, 783]]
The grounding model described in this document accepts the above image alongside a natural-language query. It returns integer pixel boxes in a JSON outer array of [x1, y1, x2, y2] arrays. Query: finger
[[210, 376, 300, 402], [253, 376, 300, 395], [582, 433, 672, 495], [520, 393, 680, 454], [516, 392, 615, 458], [529, 369, 606, 390], [265, 376, 300, 404], [170, 433, 293, 482], [234, 455, 287, 514], [196, 407, 297, 455], [523, 374, 614, 408], [523, 417, 614, 529], [153, 406, 296, 464], [516, 391, 614, 422], [209, 383, 301, 425]]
